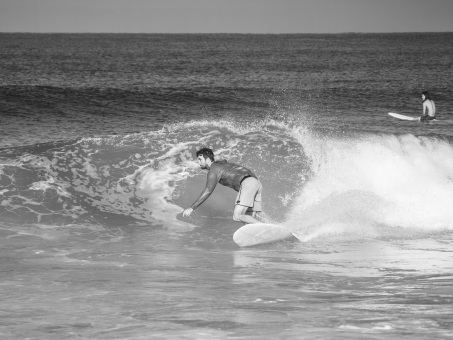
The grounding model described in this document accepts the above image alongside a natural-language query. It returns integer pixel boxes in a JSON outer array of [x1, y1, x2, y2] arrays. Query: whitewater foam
[[286, 131, 453, 240]]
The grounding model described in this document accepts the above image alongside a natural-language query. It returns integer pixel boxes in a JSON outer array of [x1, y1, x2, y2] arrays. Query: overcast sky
[[1, 0, 452, 34]]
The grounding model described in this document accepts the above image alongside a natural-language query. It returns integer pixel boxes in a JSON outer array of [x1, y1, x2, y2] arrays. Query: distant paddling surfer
[[420, 91, 436, 121], [182, 148, 262, 224]]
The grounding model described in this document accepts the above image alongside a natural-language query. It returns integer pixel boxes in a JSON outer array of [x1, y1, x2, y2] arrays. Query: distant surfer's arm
[[183, 169, 218, 217]]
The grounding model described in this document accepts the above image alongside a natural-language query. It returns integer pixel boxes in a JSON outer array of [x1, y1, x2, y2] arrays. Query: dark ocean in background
[[1, 33, 453, 339]]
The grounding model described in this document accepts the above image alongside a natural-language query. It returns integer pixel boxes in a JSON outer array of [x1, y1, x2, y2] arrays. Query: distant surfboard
[[388, 112, 420, 121], [233, 223, 296, 247]]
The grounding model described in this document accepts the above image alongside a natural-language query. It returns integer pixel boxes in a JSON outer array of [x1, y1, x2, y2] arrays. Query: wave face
[[0, 119, 308, 230], [2, 118, 453, 240]]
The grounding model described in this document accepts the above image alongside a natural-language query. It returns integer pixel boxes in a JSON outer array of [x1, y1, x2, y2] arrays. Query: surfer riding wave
[[182, 147, 262, 224]]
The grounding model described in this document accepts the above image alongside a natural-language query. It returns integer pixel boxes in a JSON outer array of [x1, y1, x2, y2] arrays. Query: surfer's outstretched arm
[[183, 169, 218, 217]]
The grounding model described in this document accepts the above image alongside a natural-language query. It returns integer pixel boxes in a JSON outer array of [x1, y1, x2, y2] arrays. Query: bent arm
[[190, 170, 218, 210]]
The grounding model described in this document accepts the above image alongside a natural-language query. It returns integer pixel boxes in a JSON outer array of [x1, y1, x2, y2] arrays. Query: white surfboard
[[388, 112, 420, 121], [233, 223, 295, 247]]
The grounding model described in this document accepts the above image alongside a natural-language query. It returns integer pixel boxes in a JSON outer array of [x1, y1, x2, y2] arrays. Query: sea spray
[[286, 131, 453, 240]]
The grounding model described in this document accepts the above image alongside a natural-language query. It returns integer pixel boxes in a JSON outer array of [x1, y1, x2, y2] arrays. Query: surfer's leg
[[233, 178, 261, 223], [233, 204, 260, 224], [253, 180, 263, 213]]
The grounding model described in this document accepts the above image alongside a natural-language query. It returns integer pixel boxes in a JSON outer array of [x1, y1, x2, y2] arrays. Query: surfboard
[[388, 112, 420, 121], [233, 223, 295, 247]]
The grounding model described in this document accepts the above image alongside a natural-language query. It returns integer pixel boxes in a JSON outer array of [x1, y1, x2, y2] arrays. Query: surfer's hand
[[182, 208, 193, 217]]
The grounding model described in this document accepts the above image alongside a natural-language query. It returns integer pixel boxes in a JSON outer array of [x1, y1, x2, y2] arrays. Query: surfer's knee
[[233, 211, 243, 222], [233, 206, 247, 222]]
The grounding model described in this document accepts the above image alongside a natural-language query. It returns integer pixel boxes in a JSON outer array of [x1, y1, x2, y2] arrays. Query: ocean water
[[1, 33, 453, 339]]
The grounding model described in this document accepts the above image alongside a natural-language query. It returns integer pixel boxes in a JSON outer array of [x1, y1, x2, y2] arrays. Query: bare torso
[[423, 99, 436, 117]]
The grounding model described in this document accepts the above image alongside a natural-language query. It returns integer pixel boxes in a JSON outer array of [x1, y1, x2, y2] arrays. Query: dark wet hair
[[422, 91, 431, 100], [196, 147, 215, 161]]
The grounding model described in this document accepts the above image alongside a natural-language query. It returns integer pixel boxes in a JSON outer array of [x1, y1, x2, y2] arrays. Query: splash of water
[[285, 131, 453, 240]]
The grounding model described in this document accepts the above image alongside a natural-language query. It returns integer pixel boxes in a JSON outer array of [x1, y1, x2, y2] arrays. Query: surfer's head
[[196, 147, 214, 169], [422, 91, 431, 101]]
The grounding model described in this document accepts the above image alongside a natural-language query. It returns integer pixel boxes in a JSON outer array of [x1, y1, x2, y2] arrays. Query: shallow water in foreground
[[1, 219, 452, 339]]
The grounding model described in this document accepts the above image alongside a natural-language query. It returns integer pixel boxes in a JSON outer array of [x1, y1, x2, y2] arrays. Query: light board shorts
[[235, 177, 262, 212]]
